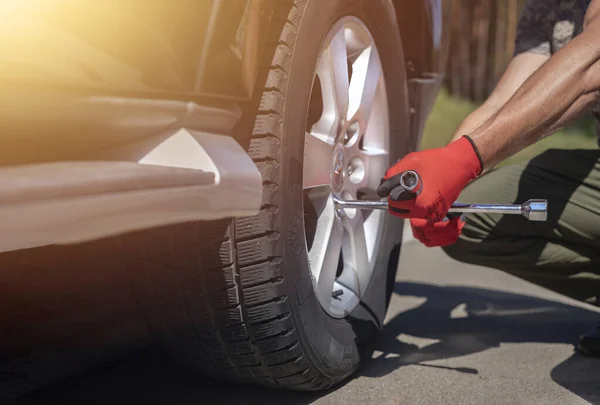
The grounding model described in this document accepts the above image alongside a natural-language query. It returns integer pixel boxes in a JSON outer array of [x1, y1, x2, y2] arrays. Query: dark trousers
[[443, 149, 600, 304]]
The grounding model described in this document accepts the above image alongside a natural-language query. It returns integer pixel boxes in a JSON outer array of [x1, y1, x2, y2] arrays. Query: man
[[377, 0, 600, 357]]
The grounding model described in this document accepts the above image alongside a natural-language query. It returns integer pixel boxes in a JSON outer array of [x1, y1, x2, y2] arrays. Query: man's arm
[[449, 52, 548, 144], [378, 0, 600, 224], [469, 1, 600, 169]]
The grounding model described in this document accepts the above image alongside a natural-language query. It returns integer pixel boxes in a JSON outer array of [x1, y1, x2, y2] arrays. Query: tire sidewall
[[277, 0, 410, 381]]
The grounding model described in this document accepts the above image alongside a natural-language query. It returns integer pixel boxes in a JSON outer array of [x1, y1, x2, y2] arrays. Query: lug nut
[[347, 157, 365, 184]]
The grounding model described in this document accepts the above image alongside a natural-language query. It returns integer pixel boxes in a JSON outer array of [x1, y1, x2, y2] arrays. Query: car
[[0, 0, 449, 392]]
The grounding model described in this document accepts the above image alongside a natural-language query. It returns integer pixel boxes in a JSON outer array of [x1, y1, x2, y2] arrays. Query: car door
[[0, 0, 274, 101]]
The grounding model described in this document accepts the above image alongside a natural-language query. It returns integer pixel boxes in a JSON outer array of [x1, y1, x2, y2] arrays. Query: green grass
[[421, 90, 597, 166]]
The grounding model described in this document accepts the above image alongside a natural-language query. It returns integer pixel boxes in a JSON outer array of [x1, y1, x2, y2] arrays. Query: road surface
[[16, 240, 600, 405]]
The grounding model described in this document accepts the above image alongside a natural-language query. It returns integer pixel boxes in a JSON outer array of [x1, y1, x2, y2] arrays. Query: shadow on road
[[362, 282, 600, 404], [18, 348, 325, 405], [15, 281, 600, 404]]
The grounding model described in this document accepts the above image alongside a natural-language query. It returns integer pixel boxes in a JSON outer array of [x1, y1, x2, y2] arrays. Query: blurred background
[[423, 0, 597, 164]]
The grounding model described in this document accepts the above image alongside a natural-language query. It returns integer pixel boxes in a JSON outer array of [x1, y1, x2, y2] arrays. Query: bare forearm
[[524, 92, 597, 140], [447, 53, 548, 144], [451, 97, 585, 148], [469, 23, 600, 169], [449, 104, 498, 144]]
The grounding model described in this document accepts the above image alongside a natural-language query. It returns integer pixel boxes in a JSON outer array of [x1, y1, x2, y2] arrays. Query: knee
[[442, 237, 502, 270], [441, 215, 492, 267], [441, 238, 479, 265]]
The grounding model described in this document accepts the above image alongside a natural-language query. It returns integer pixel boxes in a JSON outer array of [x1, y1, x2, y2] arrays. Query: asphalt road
[[16, 241, 600, 405]]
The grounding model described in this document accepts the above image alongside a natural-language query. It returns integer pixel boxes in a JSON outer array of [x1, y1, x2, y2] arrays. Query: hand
[[410, 216, 465, 247], [377, 136, 482, 222]]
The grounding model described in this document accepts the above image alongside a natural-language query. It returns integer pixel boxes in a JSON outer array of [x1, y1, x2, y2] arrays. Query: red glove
[[377, 136, 483, 222], [410, 216, 465, 247]]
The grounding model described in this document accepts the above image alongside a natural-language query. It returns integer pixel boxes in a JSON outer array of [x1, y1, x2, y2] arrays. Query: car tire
[[129, 0, 410, 391]]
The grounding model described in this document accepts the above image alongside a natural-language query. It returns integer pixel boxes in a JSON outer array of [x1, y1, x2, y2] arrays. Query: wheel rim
[[303, 16, 390, 318]]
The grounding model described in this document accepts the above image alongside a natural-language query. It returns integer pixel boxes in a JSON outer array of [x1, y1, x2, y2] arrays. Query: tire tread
[[134, 0, 329, 390]]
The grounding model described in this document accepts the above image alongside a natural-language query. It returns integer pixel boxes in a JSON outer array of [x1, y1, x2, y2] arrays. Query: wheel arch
[[391, 0, 451, 149], [391, 0, 451, 80]]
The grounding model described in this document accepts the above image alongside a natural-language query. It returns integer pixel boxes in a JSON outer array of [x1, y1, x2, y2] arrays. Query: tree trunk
[[445, 0, 523, 102], [473, 0, 491, 102]]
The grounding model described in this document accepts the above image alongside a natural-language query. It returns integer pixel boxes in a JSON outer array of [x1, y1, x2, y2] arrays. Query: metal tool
[[340, 169, 548, 221], [333, 197, 548, 221]]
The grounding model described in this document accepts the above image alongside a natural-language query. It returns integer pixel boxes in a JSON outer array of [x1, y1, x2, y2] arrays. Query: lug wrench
[[333, 197, 548, 221], [333, 171, 548, 222]]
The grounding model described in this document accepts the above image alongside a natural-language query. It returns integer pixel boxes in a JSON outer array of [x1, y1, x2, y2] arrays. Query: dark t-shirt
[[514, 0, 599, 143]]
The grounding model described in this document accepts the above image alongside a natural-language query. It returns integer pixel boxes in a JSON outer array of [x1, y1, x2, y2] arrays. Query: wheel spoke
[[347, 45, 382, 127], [338, 211, 371, 296], [315, 28, 349, 135], [360, 147, 389, 191], [309, 197, 344, 304], [303, 132, 334, 189]]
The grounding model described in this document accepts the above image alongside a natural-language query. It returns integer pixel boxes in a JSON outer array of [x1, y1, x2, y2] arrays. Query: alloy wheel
[[303, 16, 390, 317]]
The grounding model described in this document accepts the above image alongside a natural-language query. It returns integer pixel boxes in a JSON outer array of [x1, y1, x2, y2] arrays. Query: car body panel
[[0, 129, 262, 253], [0, 0, 279, 101], [1, 0, 445, 99], [393, 0, 452, 79], [0, 0, 447, 250]]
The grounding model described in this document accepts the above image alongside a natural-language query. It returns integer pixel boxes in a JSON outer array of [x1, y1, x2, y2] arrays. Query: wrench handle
[[448, 203, 521, 215], [333, 198, 548, 222]]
